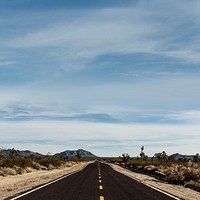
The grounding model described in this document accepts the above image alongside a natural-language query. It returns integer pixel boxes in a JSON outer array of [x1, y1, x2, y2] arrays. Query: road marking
[[98, 163, 104, 199], [145, 183, 181, 200], [113, 165, 181, 200], [9, 164, 90, 200], [131, 176, 181, 200], [98, 162, 101, 174]]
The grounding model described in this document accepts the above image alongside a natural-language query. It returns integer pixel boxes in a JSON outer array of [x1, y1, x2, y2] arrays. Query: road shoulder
[[0, 162, 91, 200], [109, 163, 200, 200]]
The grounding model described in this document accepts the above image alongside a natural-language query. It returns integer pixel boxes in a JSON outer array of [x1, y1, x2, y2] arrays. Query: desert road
[[10, 162, 180, 200]]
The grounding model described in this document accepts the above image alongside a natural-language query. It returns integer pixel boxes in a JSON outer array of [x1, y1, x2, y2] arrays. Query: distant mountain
[[171, 153, 195, 160], [0, 148, 43, 157], [55, 149, 97, 159]]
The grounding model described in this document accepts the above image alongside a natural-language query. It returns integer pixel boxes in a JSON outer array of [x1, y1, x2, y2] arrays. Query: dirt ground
[[110, 163, 200, 200]]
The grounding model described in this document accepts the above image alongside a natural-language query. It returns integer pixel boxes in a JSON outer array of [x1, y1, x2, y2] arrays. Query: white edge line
[[145, 183, 181, 200], [9, 164, 90, 200], [110, 164, 181, 200]]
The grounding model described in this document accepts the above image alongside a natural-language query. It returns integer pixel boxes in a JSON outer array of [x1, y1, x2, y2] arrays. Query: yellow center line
[[98, 163, 104, 195], [98, 162, 101, 170]]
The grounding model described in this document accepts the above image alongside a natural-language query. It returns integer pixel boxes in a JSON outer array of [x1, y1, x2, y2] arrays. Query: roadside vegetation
[[104, 146, 200, 192], [0, 148, 91, 177]]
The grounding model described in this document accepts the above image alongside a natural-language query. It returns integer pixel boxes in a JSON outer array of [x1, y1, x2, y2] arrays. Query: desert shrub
[[2, 167, 17, 176], [48, 164, 56, 170], [25, 167, 33, 173], [144, 165, 157, 171], [32, 162, 47, 170], [13, 165, 26, 174], [164, 164, 200, 185], [37, 156, 65, 168], [126, 159, 156, 169], [184, 168, 200, 182], [0, 169, 4, 176], [0, 156, 33, 168], [66, 156, 90, 162]]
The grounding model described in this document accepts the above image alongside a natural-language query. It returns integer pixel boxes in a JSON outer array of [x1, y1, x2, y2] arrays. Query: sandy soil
[[110, 163, 200, 200], [0, 162, 91, 200]]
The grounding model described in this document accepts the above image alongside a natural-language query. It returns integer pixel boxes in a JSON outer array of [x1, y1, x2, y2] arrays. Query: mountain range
[[171, 153, 196, 160], [54, 149, 97, 158], [0, 149, 43, 157], [0, 148, 196, 160], [0, 148, 97, 158]]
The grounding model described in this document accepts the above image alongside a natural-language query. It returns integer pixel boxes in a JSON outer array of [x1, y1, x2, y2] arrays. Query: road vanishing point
[[10, 162, 180, 200]]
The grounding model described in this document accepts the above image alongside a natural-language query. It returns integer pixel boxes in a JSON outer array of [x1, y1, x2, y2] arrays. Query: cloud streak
[[1, 0, 200, 72], [0, 120, 200, 156]]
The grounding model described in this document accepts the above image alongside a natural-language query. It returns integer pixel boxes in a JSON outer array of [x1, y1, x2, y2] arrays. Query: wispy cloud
[[1, 71, 200, 113], [0, 120, 200, 156], [121, 71, 185, 78], [1, 100, 200, 126], [0, 60, 18, 66], [2, 0, 200, 72]]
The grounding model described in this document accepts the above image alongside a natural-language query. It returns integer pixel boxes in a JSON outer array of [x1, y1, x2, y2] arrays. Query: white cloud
[[2, 7, 156, 71], [168, 110, 200, 123], [0, 4, 188, 70], [1, 73, 200, 117], [2, 0, 200, 70], [0, 120, 200, 156]]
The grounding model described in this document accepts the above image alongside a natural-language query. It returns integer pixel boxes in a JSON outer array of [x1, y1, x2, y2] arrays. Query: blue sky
[[1, 0, 200, 156]]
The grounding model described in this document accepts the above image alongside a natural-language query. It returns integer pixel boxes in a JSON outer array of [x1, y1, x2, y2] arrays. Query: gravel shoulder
[[0, 161, 91, 200], [110, 163, 200, 200]]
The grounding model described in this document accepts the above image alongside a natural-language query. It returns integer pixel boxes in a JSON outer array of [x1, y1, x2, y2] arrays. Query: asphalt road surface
[[10, 162, 179, 200]]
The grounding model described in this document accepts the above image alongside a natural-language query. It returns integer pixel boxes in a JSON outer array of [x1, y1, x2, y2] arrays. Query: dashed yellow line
[[98, 162, 101, 172], [98, 163, 104, 200]]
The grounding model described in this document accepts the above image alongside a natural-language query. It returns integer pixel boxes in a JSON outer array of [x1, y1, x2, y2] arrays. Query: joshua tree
[[140, 146, 145, 162], [153, 151, 168, 164], [193, 153, 200, 162], [121, 153, 130, 163], [9, 148, 20, 157]]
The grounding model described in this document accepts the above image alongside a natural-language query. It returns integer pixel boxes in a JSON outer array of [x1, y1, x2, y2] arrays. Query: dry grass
[[0, 168, 16, 176], [0, 155, 92, 178], [163, 163, 200, 186], [106, 157, 200, 191], [111, 163, 200, 200]]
